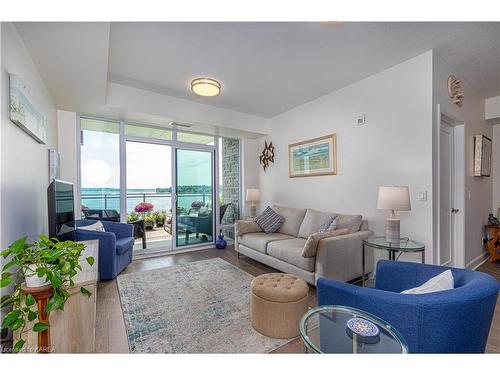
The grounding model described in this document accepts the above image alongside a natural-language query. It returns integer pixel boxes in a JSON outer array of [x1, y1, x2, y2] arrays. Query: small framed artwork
[[9, 73, 47, 144], [473, 135, 492, 177], [288, 134, 337, 178]]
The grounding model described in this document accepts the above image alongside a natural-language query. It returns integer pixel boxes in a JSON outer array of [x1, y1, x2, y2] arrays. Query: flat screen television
[[47, 179, 76, 238]]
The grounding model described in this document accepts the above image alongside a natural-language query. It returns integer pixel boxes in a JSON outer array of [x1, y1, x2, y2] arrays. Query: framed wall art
[[288, 134, 337, 178], [9, 73, 47, 144], [473, 134, 492, 177]]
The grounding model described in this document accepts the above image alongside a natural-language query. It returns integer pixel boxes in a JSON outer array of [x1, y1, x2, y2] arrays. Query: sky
[[81, 130, 213, 189]]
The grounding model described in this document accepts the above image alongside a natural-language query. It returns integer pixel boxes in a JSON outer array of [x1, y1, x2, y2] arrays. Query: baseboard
[[466, 252, 489, 270]]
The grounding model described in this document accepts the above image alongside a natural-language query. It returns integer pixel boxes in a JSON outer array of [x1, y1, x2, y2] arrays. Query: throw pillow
[[302, 228, 349, 258], [235, 219, 263, 237], [78, 221, 105, 232], [254, 206, 285, 233], [401, 269, 454, 294], [319, 215, 339, 233]]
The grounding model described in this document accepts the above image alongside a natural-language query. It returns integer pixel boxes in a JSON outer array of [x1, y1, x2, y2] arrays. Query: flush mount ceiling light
[[191, 78, 221, 97]]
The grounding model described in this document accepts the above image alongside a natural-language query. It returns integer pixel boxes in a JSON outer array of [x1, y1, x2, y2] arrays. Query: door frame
[[172, 144, 217, 251], [436, 107, 465, 268]]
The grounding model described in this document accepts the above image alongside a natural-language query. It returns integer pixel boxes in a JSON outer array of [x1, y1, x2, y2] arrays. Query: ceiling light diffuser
[[191, 78, 221, 97]]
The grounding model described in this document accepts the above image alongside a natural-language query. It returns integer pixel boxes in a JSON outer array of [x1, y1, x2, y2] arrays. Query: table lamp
[[377, 186, 411, 243], [246, 188, 260, 218]]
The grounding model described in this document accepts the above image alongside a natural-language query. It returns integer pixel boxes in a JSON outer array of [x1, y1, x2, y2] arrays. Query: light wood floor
[[95, 247, 500, 354]]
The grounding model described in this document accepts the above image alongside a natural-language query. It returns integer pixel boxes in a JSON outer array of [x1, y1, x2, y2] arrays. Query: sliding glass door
[[79, 116, 240, 257], [175, 148, 214, 247], [126, 141, 173, 254]]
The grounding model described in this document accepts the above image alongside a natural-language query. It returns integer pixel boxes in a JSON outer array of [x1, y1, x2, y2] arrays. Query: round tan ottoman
[[250, 273, 309, 339]]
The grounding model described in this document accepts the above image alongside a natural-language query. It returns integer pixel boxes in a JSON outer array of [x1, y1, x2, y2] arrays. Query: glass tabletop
[[363, 236, 425, 252], [299, 305, 408, 354]]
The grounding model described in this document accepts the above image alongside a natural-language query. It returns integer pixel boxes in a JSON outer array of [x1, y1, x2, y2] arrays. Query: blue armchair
[[317, 260, 499, 353], [62, 219, 134, 280]]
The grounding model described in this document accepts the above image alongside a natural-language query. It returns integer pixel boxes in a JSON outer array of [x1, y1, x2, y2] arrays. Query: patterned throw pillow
[[254, 206, 285, 233], [319, 216, 339, 233]]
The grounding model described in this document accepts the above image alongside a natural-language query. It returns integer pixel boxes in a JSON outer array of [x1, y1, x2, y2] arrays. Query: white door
[[439, 122, 455, 266]]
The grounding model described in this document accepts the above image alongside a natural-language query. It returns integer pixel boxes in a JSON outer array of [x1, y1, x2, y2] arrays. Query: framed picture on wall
[[473, 134, 492, 177], [288, 134, 337, 178]]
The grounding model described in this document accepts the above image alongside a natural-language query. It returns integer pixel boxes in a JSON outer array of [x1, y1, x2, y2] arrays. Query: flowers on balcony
[[135, 202, 154, 213]]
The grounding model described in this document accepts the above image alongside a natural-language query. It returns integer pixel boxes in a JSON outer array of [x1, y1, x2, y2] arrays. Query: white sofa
[[235, 205, 374, 285]]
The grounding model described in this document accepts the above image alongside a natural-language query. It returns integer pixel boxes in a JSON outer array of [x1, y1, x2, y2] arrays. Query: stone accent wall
[[221, 138, 240, 239]]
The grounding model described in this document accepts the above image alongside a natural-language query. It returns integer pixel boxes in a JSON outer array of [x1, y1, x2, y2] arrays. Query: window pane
[[219, 137, 240, 226], [125, 124, 172, 140], [81, 117, 119, 134], [80, 118, 120, 219], [177, 132, 215, 145]]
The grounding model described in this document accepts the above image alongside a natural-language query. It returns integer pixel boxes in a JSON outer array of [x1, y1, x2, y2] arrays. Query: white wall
[[432, 54, 493, 268], [493, 124, 500, 216], [259, 51, 434, 263], [1, 23, 57, 248], [485, 96, 500, 121], [1, 23, 57, 320]]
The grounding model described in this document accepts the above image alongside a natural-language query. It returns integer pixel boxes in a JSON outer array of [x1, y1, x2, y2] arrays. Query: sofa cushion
[[272, 205, 307, 237], [254, 206, 285, 233], [238, 232, 294, 253], [335, 214, 363, 234], [298, 209, 335, 238], [298, 208, 363, 238], [267, 238, 316, 272], [116, 237, 134, 255]]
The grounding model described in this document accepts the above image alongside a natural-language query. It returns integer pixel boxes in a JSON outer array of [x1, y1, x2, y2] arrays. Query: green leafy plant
[[1, 235, 94, 353], [127, 212, 139, 223]]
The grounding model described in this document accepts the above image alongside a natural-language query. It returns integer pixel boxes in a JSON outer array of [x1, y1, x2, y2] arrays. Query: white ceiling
[[16, 22, 500, 119]]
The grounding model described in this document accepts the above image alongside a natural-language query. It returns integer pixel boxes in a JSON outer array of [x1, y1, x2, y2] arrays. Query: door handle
[[451, 208, 459, 213]]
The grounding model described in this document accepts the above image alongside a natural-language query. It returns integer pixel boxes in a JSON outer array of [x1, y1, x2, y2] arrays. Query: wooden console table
[[486, 225, 500, 263], [19, 240, 99, 353]]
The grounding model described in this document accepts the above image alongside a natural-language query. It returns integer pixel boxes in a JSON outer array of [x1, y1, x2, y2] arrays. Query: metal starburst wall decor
[[259, 140, 275, 171]]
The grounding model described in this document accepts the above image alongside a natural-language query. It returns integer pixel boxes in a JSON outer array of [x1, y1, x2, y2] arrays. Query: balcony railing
[[81, 192, 212, 213]]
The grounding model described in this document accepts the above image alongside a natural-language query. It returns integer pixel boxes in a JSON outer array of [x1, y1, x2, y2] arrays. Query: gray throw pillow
[[319, 216, 338, 233], [254, 206, 285, 233]]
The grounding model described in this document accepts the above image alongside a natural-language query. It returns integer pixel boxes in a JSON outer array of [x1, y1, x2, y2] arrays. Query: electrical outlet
[[356, 114, 366, 126]]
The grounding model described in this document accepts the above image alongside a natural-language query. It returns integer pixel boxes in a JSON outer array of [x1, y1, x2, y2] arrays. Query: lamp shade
[[246, 188, 260, 202], [377, 186, 411, 211]]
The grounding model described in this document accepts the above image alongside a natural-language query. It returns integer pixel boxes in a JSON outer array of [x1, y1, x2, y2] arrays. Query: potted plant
[[154, 211, 166, 227], [134, 202, 154, 218], [127, 212, 139, 223], [0, 235, 94, 353], [143, 213, 155, 230]]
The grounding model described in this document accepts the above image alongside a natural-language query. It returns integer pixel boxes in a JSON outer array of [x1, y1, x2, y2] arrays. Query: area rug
[[116, 258, 293, 353]]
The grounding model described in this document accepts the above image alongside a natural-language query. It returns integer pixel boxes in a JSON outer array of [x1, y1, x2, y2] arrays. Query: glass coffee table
[[299, 305, 408, 354]]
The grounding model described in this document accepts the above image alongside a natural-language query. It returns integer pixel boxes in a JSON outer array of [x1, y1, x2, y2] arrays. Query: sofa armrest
[[315, 229, 373, 283], [234, 219, 262, 237]]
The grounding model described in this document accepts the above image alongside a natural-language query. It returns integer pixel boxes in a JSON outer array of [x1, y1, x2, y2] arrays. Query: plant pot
[[24, 264, 50, 287]]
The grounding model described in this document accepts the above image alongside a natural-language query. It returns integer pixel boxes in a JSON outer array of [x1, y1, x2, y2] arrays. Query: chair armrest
[[101, 221, 133, 239], [315, 230, 373, 283]]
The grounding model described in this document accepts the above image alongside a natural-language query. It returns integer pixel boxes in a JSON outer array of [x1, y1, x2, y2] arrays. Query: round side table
[[362, 236, 425, 287]]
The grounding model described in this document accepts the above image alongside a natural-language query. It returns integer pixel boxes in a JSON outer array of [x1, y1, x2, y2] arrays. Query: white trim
[[468, 252, 489, 270], [75, 115, 82, 216], [119, 120, 127, 223], [436, 106, 466, 268]]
